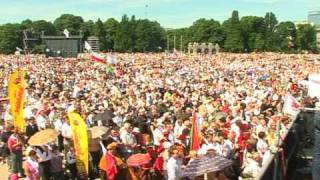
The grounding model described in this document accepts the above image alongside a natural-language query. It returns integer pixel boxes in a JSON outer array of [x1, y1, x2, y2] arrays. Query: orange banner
[[68, 112, 89, 175], [8, 70, 25, 132]]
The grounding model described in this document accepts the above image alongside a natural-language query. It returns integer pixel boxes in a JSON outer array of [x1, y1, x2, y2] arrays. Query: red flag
[[190, 112, 200, 151], [99, 153, 118, 180], [91, 52, 106, 64]]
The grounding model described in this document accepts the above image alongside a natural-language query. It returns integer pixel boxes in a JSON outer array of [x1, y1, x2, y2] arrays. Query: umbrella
[[28, 129, 59, 146], [181, 155, 233, 177], [93, 110, 115, 125], [127, 153, 151, 167], [89, 126, 109, 139]]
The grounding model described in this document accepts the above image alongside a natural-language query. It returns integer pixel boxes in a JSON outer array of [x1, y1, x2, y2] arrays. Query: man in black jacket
[[25, 117, 39, 141]]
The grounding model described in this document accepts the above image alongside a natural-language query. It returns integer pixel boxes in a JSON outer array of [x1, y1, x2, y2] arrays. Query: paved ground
[[0, 163, 10, 180]]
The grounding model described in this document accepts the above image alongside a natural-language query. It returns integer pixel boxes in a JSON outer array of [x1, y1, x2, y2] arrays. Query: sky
[[0, 0, 319, 28]]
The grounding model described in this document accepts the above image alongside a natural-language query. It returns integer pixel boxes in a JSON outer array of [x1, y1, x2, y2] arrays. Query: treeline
[[0, 10, 318, 54]]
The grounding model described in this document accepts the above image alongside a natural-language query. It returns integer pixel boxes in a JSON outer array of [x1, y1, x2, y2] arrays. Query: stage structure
[[41, 31, 83, 58]]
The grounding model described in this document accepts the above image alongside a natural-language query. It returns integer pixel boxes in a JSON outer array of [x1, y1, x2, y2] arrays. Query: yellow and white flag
[[68, 112, 89, 175], [8, 70, 25, 132]]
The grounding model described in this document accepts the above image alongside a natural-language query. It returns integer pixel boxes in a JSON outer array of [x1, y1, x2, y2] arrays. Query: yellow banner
[[8, 70, 25, 132], [68, 112, 89, 175]]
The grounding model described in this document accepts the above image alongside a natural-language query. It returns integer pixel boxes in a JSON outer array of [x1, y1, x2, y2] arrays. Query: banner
[[283, 93, 300, 116], [190, 112, 200, 151], [8, 70, 25, 132], [308, 74, 320, 98], [68, 112, 89, 175]]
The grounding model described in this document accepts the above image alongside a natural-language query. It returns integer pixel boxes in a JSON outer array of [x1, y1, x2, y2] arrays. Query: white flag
[[283, 93, 300, 116], [63, 29, 70, 38], [308, 74, 320, 98], [107, 54, 117, 64], [16, 47, 23, 52], [84, 41, 92, 52]]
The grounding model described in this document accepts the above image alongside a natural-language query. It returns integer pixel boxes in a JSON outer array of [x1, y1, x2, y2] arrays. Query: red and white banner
[[283, 93, 300, 116], [91, 52, 106, 64]]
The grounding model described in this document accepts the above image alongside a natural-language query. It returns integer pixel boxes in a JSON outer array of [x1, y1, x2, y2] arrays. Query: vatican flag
[[8, 70, 26, 132], [68, 112, 89, 175]]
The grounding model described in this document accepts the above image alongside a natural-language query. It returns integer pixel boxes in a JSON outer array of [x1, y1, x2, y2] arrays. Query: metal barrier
[[255, 114, 302, 180]]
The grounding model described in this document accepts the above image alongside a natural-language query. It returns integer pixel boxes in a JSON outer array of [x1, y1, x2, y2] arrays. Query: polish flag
[[91, 52, 106, 64], [84, 41, 106, 64]]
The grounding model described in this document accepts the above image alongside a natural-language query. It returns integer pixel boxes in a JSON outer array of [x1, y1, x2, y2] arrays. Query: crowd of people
[[0, 52, 319, 180]]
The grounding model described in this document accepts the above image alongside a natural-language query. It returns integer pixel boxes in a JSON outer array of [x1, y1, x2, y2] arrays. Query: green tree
[[223, 10, 244, 52], [134, 19, 165, 52], [80, 20, 95, 40], [32, 20, 56, 36], [264, 12, 279, 51], [240, 16, 266, 52], [114, 15, 135, 52], [0, 23, 23, 54], [94, 19, 107, 51], [188, 18, 225, 45], [104, 18, 119, 51], [274, 21, 297, 52], [54, 14, 84, 35], [296, 24, 317, 52]]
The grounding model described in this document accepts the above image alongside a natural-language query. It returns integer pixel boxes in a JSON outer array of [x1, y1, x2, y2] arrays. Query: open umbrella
[[93, 110, 115, 126], [127, 153, 151, 167], [89, 126, 109, 139], [28, 129, 59, 146], [181, 155, 233, 177]]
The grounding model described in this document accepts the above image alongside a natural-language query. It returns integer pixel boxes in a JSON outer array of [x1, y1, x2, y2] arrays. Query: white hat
[[133, 127, 140, 133]]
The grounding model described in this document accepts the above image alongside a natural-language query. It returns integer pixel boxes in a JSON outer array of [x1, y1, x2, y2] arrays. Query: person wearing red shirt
[[7, 128, 24, 177]]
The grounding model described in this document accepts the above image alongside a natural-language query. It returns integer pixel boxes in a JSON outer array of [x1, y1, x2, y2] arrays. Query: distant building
[[87, 36, 100, 52], [294, 20, 314, 27], [308, 11, 320, 27]]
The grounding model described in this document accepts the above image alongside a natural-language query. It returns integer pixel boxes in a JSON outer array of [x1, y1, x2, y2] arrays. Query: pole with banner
[[8, 70, 26, 132], [68, 111, 89, 177]]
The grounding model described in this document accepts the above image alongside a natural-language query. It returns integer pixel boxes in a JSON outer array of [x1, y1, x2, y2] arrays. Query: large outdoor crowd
[[0, 52, 319, 180]]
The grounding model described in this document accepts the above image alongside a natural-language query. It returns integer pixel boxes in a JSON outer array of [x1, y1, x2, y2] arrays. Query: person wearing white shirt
[[61, 120, 72, 153], [153, 124, 164, 146], [66, 148, 77, 179], [174, 120, 184, 142], [35, 145, 52, 180], [61, 121, 72, 139], [256, 132, 268, 157], [166, 149, 183, 180], [36, 115, 47, 130]]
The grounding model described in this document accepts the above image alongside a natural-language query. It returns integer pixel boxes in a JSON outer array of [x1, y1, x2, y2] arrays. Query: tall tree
[[104, 18, 119, 51], [54, 14, 84, 35], [188, 18, 225, 45], [80, 20, 95, 40], [223, 10, 244, 52], [296, 24, 317, 51], [114, 15, 135, 52], [264, 12, 279, 51], [0, 23, 23, 54], [32, 20, 56, 36], [134, 19, 165, 52], [94, 19, 107, 51], [240, 16, 266, 52], [274, 21, 297, 52]]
